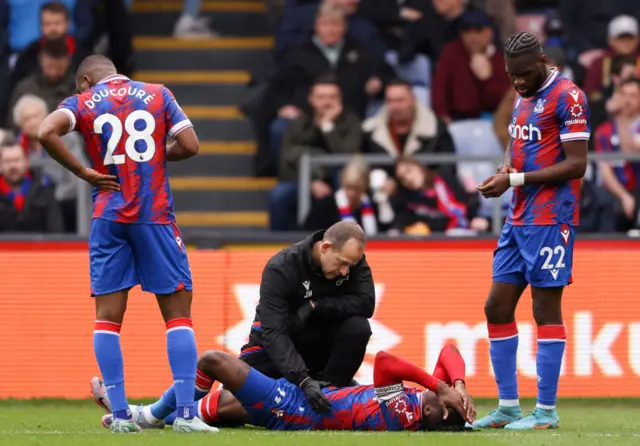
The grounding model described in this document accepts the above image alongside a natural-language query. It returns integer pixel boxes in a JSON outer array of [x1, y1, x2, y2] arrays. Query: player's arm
[[38, 109, 120, 191], [374, 351, 467, 421], [37, 111, 87, 177], [166, 127, 199, 161], [259, 266, 311, 385], [313, 256, 375, 319], [522, 139, 587, 184], [523, 88, 591, 184], [431, 345, 475, 422], [163, 86, 199, 161], [374, 351, 439, 391]]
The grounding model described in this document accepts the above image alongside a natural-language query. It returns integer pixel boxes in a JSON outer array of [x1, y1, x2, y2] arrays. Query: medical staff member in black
[[239, 221, 375, 414]]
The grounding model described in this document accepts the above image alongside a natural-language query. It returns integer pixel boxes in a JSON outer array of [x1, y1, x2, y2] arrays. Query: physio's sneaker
[[109, 418, 143, 433], [504, 407, 560, 430], [472, 406, 522, 429], [173, 416, 220, 433], [90, 377, 112, 413]]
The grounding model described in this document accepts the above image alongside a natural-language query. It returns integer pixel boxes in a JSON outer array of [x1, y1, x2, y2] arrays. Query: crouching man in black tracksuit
[[239, 220, 375, 414]]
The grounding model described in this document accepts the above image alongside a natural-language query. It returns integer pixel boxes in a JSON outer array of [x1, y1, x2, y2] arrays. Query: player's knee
[[532, 299, 562, 326], [198, 350, 229, 377], [484, 295, 512, 324], [340, 316, 372, 342]]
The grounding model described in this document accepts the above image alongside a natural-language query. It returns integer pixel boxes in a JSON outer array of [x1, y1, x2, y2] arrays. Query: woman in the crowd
[[391, 156, 487, 235]]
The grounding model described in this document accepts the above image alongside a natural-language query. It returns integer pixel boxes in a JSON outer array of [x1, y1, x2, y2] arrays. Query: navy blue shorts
[[493, 223, 574, 288], [89, 219, 192, 296]]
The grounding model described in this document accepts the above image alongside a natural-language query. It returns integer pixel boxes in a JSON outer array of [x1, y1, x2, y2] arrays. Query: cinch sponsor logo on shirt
[[509, 119, 542, 141]]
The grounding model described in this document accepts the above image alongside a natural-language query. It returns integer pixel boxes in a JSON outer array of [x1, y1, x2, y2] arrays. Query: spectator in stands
[[390, 156, 486, 235], [7, 38, 74, 128], [425, 0, 466, 59], [11, 2, 85, 92], [469, 0, 516, 44], [432, 9, 510, 124], [4, 0, 75, 60], [596, 77, 640, 231], [12, 94, 84, 232], [276, 0, 385, 61], [74, 0, 135, 76], [0, 136, 63, 233], [362, 79, 456, 185], [584, 16, 640, 108], [595, 78, 640, 230], [303, 155, 391, 234], [579, 177, 617, 233], [268, 4, 387, 174], [558, 0, 640, 61], [269, 74, 362, 231]]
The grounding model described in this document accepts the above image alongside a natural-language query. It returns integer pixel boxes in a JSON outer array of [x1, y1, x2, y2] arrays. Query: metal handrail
[[297, 152, 640, 235]]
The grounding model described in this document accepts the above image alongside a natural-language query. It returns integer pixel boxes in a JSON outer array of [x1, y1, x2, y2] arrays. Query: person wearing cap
[[584, 15, 640, 102], [432, 9, 510, 124]]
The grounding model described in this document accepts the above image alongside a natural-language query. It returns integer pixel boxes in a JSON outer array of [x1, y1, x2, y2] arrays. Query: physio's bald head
[[75, 55, 117, 93]]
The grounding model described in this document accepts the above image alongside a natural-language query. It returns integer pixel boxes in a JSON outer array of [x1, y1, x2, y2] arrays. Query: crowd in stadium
[[1, 0, 640, 235]]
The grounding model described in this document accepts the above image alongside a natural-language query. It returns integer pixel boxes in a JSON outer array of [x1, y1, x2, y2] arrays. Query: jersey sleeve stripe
[[57, 108, 76, 133], [169, 119, 193, 137], [560, 132, 590, 142]]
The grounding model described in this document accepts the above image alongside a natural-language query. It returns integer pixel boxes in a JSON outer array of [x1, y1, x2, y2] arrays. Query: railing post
[[298, 153, 312, 225]]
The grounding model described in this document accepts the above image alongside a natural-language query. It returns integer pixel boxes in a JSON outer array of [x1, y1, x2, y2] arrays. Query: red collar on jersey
[[97, 74, 130, 85]]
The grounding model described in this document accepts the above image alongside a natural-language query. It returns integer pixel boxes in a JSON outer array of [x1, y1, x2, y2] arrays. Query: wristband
[[509, 172, 525, 187]]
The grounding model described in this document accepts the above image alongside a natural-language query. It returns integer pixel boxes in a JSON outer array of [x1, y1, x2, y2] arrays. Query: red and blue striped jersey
[[507, 68, 590, 226], [595, 120, 640, 191], [57, 75, 193, 224], [270, 384, 423, 431]]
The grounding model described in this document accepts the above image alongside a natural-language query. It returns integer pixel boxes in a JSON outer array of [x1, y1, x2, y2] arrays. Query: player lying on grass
[[93, 344, 476, 431]]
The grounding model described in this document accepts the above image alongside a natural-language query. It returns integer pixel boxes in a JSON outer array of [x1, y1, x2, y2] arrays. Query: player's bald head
[[75, 55, 117, 92]]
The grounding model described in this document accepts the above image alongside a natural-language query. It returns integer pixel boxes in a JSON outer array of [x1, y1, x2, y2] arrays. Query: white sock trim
[[499, 399, 520, 407], [536, 403, 556, 410], [143, 405, 163, 424]]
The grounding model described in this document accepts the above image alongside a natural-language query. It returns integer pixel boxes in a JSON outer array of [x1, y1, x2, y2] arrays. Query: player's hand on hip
[[434, 381, 465, 421], [79, 167, 120, 192], [476, 174, 510, 198], [300, 378, 332, 414], [453, 381, 476, 423]]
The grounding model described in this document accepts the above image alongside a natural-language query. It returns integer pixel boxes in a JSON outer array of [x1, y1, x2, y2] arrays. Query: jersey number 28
[[94, 110, 156, 165]]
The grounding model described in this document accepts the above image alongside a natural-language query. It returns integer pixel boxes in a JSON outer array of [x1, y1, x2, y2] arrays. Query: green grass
[[0, 399, 638, 446]]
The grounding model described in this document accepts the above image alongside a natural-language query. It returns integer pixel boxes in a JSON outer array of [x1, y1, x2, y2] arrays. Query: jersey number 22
[[94, 110, 156, 165]]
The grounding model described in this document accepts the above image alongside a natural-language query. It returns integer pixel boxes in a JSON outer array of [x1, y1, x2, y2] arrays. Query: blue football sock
[[166, 318, 198, 420], [488, 322, 520, 407], [94, 321, 130, 420], [149, 383, 210, 420], [164, 410, 178, 425], [536, 325, 566, 409]]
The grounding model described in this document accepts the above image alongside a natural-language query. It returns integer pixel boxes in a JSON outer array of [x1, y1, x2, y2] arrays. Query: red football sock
[[199, 390, 223, 425]]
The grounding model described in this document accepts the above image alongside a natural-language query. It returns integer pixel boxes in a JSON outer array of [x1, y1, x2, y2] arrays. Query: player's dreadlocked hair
[[504, 32, 543, 58]]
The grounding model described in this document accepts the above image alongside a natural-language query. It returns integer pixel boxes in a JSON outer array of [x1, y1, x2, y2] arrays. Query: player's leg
[[304, 316, 371, 387], [89, 219, 141, 433], [129, 223, 210, 432], [473, 224, 526, 428], [504, 225, 572, 430], [198, 349, 291, 429]]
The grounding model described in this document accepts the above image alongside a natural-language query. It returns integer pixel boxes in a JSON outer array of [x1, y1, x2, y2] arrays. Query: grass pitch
[[0, 399, 638, 446]]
